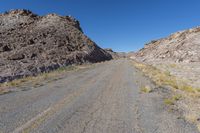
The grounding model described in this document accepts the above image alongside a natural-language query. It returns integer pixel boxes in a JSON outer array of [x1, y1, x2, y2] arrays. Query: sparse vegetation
[[185, 114, 198, 123], [164, 98, 175, 105], [164, 94, 182, 105], [185, 114, 200, 132], [133, 61, 200, 131], [0, 65, 79, 89], [140, 86, 152, 93], [172, 94, 182, 101], [133, 61, 199, 94], [181, 85, 196, 93]]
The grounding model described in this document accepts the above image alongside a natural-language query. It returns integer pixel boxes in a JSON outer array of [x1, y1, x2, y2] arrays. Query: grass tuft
[[163, 94, 182, 106], [140, 86, 152, 93], [172, 94, 182, 101], [164, 98, 175, 105], [181, 85, 196, 93]]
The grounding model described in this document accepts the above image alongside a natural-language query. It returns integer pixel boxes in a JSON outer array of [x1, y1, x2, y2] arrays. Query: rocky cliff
[[135, 26, 200, 63], [0, 9, 112, 83]]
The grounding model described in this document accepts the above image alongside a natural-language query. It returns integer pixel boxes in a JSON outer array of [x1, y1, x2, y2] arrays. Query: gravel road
[[0, 59, 199, 133]]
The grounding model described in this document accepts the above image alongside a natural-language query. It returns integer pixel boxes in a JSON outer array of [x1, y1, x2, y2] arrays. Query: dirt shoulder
[[132, 59, 200, 132]]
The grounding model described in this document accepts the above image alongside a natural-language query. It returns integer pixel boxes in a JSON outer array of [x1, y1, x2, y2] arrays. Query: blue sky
[[1, 0, 200, 52]]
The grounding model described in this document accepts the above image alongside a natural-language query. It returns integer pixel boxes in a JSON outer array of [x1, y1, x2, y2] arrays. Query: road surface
[[0, 59, 199, 133]]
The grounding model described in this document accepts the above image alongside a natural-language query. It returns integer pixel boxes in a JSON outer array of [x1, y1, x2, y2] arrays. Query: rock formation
[[0, 9, 112, 83]]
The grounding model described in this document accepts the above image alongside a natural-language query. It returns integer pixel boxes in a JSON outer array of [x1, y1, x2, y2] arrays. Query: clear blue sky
[[1, 0, 200, 52]]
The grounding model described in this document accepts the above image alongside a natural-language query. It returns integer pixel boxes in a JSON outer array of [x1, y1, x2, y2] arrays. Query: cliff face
[[0, 9, 112, 83], [135, 27, 200, 63]]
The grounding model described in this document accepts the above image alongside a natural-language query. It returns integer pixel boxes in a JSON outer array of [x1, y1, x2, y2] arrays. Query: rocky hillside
[[135, 26, 200, 63], [0, 9, 112, 83]]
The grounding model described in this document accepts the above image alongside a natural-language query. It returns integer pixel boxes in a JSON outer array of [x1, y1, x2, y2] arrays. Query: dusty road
[[0, 59, 199, 133]]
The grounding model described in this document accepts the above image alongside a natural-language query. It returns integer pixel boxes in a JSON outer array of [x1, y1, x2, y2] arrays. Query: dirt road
[[0, 59, 198, 133]]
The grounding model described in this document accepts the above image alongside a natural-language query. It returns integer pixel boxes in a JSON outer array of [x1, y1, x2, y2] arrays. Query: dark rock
[[0, 45, 12, 52]]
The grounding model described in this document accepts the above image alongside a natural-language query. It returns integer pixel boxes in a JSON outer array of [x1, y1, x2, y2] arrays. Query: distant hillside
[[0, 9, 112, 83], [135, 27, 200, 63], [104, 48, 127, 59]]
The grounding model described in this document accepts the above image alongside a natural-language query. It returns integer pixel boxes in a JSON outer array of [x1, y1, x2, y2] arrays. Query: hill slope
[[0, 9, 112, 83], [133, 27, 200, 131], [135, 27, 200, 63]]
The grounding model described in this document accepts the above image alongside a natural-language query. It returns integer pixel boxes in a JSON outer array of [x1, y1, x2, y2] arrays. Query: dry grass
[[164, 94, 182, 106], [133, 60, 200, 131], [185, 114, 200, 132], [181, 85, 196, 93], [185, 114, 199, 123], [0, 87, 12, 95], [0, 65, 78, 88], [140, 85, 152, 93], [164, 98, 175, 105], [172, 94, 182, 101], [133, 61, 200, 94]]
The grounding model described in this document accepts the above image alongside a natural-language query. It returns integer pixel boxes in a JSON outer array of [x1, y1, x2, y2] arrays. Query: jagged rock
[[0, 9, 112, 83]]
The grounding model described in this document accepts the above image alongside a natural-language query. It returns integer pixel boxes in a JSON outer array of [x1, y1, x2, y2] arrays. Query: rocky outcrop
[[0, 9, 112, 83], [135, 26, 200, 63]]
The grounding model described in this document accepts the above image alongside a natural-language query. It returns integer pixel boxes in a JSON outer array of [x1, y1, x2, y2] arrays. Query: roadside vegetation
[[0, 65, 90, 94], [164, 94, 182, 106], [140, 85, 152, 93], [133, 60, 200, 131], [133, 61, 200, 94]]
